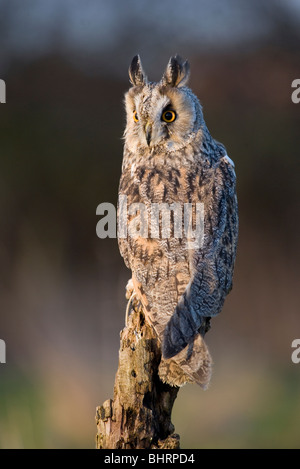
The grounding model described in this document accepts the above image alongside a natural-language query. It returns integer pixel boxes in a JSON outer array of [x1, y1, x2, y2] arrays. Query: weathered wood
[[96, 307, 180, 449]]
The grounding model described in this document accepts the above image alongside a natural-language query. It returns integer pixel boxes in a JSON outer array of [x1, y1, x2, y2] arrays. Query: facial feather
[[124, 83, 200, 153]]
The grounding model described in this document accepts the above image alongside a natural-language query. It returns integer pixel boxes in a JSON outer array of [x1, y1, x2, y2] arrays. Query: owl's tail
[[158, 333, 212, 388]]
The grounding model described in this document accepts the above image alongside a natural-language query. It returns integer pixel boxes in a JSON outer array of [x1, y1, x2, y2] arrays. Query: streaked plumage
[[118, 55, 238, 387]]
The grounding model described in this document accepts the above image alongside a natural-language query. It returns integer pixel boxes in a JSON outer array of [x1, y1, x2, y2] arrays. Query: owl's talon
[[125, 292, 137, 326], [125, 278, 139, 326], [125, 278, 134, 300]]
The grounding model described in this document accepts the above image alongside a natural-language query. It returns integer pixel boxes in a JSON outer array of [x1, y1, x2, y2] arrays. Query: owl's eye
[[133, 111, 139, 123], [162, 110, 176, 123]]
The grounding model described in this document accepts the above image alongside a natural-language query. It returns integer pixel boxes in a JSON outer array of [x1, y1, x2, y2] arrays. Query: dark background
[[0, 0, 300, 448]]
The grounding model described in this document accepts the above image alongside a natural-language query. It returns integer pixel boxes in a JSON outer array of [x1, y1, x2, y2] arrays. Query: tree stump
[[96, 306, 180, 449]]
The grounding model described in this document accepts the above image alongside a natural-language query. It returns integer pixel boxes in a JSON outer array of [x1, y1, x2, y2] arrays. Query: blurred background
[[0, 0, 300, 449]]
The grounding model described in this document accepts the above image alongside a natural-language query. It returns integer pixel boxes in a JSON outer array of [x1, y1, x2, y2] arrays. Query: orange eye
[[133, 110, 139, 123], [162, 110, 176, 123]]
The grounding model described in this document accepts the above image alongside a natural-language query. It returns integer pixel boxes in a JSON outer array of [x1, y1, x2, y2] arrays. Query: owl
[[118, 55, 238, 388]]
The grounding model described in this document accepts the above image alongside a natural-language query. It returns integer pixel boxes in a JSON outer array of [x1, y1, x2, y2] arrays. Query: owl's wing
[[162, 155, 238, 359]]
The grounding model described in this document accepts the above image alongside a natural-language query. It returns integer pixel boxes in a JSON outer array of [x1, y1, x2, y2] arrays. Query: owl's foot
[[125, 292, 136, 326], [125, 278, 138, 326], [125, 278, 134, 300]]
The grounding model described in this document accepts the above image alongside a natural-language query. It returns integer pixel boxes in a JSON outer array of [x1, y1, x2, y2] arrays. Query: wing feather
[[162, 157, 238, 358]]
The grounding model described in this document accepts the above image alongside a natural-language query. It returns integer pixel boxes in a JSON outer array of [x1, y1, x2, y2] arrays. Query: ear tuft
[[162, 55, 190, 88], [128, 55, 147, 86]]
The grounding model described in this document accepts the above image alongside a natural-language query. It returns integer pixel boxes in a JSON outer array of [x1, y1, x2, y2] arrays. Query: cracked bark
[[95, 307, 180, 449]]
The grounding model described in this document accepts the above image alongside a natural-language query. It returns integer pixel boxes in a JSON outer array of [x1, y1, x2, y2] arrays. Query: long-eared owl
[[118, 55, 238, 388]]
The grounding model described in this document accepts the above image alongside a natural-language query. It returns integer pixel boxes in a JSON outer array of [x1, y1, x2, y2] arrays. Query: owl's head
[[124, 55, 203, 154]]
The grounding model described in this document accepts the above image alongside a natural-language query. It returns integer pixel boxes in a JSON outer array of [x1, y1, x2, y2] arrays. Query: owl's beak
[[144, 122, 152, 146]]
